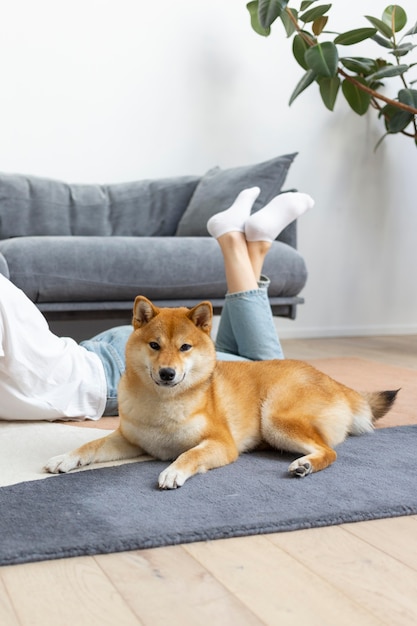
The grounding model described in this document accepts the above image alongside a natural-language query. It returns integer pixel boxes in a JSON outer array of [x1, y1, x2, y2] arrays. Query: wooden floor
[[1, 336, 416, 626]]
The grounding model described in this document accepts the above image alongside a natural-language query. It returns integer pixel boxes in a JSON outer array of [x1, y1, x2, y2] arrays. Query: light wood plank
[[185, 535, 382, 626], [281, 335, 417, 369], [341, 516, 417, 572], [0, 576, 20, 626], [268, 525, 417, 625], [1, 556, 142, 626], [95, 545, 263, 626]]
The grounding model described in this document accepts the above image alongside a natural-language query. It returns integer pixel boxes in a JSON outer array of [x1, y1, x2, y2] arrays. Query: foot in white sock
[[207, 187, 261, 239], [245, 192, 314, 242]]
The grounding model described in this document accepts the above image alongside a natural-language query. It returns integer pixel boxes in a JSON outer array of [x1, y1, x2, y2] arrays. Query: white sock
[[207, 187, 261, 238], [245, 192, 314, 242]]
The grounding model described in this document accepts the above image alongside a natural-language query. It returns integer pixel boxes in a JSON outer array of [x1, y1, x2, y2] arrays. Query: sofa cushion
[[0, 236, 307, 303], [175, 153, 297, 237], [0, 173, 200, 238]]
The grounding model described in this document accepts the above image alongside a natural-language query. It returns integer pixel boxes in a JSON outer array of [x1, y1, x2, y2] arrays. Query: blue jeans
[[81, 327, 132, 416], [82, 278, 284, 415], [215, 276, 284, 362]]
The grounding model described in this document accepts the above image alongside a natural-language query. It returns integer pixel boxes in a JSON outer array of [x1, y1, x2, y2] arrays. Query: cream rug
[[0, 422, 150, 487], [0, 423, 115, 487]]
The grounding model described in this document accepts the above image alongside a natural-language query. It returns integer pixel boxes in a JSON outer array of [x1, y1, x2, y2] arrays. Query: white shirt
[[0, 275, 107, 421]]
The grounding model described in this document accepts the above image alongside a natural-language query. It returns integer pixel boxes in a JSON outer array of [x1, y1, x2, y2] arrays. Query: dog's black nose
[[159, 367, 176, 382]]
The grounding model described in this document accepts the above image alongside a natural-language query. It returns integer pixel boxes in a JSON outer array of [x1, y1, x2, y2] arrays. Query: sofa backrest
[[0, 173, 201, 238], [0, 152, 298, 248]]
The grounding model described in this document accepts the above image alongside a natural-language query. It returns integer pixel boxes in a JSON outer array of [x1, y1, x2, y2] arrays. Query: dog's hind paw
[[158, 465, 188, 489], [288, 459, 312, 478]]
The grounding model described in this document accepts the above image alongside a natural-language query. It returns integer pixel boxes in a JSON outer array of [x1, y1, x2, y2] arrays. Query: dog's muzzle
[[159, 367, 176, 383], [153, 367, 184, 387], [150, 366, 186, 388]]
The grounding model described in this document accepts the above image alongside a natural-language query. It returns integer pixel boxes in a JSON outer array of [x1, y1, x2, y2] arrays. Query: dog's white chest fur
[[120, 393, 206, 461]]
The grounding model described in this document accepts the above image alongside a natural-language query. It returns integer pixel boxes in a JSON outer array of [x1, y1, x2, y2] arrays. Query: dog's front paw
[[158, 464, 188, 489], [288, 458, 312, 478], [44, 453, 83, 474]]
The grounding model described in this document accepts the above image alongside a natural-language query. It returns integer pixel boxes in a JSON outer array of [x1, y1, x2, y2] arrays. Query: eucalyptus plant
[[246, 1, 417, 147]]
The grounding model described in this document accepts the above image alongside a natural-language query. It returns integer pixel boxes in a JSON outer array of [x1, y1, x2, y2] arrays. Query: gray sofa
[[0, 153, 307, 321]]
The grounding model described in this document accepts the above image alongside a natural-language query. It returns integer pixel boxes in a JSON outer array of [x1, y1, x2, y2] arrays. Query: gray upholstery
[[176, 153, 297, 236], [0, 236, 306, 303], [0, 155, 307, 320], [0, 173, 200, 238]]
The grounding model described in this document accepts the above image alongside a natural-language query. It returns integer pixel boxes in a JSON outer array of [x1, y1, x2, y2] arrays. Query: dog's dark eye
[[180, 343, 192, 352], [149, 342, 160, 351]]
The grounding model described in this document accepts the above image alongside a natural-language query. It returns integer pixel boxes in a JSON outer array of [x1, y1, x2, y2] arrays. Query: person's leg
[[214, 232, 284, 360], [212, 232, 258, 361], [209, 189, 313, 361], [80, 325, 132, 416]]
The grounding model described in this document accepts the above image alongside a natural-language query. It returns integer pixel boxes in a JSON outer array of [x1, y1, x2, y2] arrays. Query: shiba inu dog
[[45, 296, 398, 488]]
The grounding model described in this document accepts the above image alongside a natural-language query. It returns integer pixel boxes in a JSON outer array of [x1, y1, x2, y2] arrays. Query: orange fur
[[45, 297, 398, 487]]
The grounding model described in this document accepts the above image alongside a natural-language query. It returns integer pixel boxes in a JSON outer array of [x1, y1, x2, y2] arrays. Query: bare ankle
[[247, 240, 271, 258], [217, 231, 247, 249], [247, 241, 271, 280]]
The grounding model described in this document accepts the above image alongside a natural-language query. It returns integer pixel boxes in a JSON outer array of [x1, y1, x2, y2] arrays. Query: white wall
[[1, 0, 416, 339]]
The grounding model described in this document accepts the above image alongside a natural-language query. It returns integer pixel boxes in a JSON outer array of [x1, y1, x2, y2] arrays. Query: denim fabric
[[81, 326, 132, 416], [215, 276, 284, 362]]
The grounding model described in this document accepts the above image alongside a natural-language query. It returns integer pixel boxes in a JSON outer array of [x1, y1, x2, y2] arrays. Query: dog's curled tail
[[362, 389, 400, 422]]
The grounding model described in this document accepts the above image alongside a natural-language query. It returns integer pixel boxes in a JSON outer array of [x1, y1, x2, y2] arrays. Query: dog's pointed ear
[[132, 296, 159, 329], [188, 301, 213, 334]]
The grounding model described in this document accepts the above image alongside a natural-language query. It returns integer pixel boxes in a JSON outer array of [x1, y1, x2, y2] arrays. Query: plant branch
[[284, 6, 316, 46], [338, 68, 417, 114]]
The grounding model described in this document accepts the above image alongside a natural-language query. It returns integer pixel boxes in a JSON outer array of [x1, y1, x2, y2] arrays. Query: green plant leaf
[[405, 21, 417, 36], [342, 77, 371, 115], [293, 32, 314, 69], [258, 0, 288, 29], [300, 3, 331, 23], [334, 28, 377, 45], [382, 5, 407, 33], [340, 57, 377, 75], [365, 15, 393, 38], [398, 88, 417, 108], [390, 43, 416, 57], [300, 1, 319, 10], [312, 15, 328, 36], [380, 104, 413, 132], [318, 76, 340, 110], [368, 63, 409, 80], [247, 1, 271, 36], [280, 8, 298, 36], [369, 80, 385, 91], [372, 33, 394, 48], [289, 69, 317, 104], [305, 41, 338, 77], [374, 132, 390, 151]]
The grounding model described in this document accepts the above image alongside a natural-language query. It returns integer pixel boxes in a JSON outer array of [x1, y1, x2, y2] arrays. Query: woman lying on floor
[[0, 188, 313, 421]]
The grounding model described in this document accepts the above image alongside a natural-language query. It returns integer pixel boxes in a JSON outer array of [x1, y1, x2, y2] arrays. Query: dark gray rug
[[1, 425, 417, 566]]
